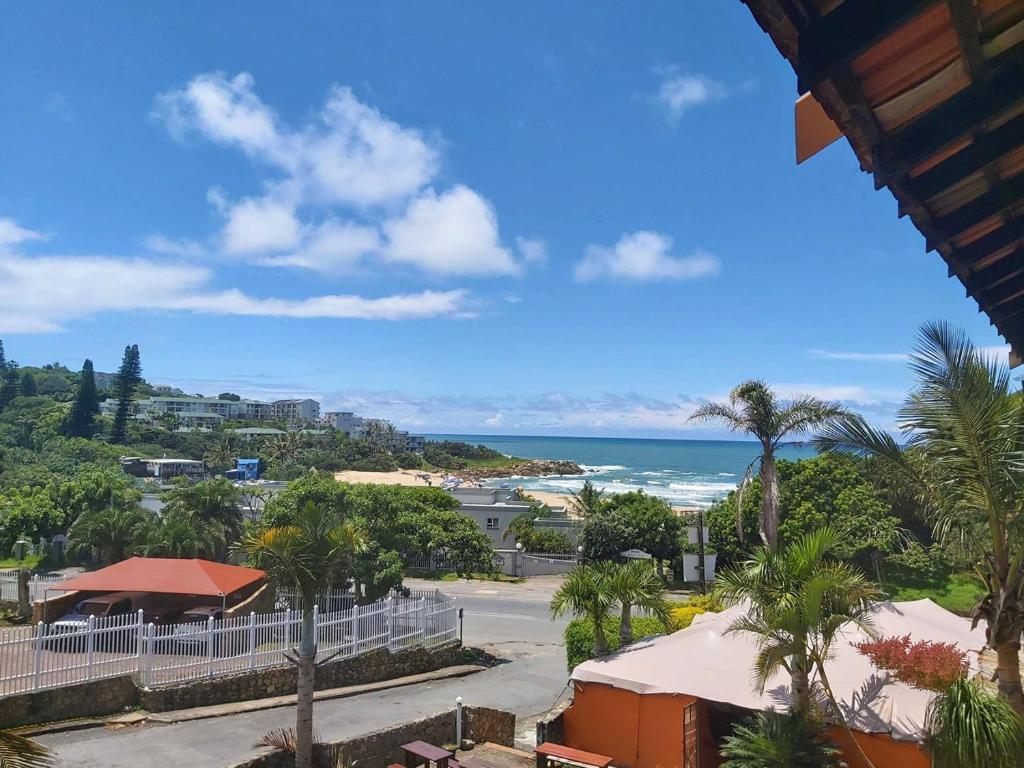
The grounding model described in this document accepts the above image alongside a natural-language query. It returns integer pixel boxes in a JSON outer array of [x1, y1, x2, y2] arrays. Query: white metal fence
[[0, 590, 457, 697], [0, 569, 69, 603]]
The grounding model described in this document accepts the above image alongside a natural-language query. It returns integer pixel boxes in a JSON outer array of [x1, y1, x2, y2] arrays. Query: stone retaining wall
[[140, 643, 463, 712], [1, 643, 462, 727], [230, 706, 516, 768], [0, 675, 138, 729]]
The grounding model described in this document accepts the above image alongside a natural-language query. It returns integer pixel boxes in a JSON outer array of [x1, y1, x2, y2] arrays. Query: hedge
[[564, 595, 723, 671]]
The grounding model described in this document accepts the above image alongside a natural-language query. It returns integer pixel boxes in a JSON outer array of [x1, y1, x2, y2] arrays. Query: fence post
[[419, 597, 427, 643], [207, 615, 215, 678], [284, 608, 292, 652], [86, 615, 96, 681], [32, 621, 44, 691], [312, 604, 320, 660], [349, 605, 357, 656], [144, 623, 155, 687], [386, 596, 395, 652], [248, 612, 257, 670], [135, 609, 145, 669]]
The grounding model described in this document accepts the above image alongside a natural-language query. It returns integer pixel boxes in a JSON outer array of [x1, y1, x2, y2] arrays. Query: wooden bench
[[536, 743, 614, 768], [401, 741, 455, 768]]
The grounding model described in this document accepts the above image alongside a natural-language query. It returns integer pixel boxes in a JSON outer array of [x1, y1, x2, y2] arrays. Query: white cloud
[[144, 233, 205, 258], [0, 228, 473, 332], [806, 349, 907, 362], [516, 236, 547, 264], [262, 220, 380, 272], [221, 196, 302, 255], [575, 231, 720, 283], [484, 413, 504, 428], [0, 218, 45, 249], [155, 73, 436, 208], [153, 72, 532, 278], [504, 293, 523, 304], [382, 185, 520, 276], [654, 69, 727, 122]]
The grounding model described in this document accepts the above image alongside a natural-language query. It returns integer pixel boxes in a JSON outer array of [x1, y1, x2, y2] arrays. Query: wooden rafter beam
[[873, 42, 1024, 184], [905, 113, 1024, 202], [973, 269, 1024, 307], [964, 257, 1024, 299], [954, 218, 1024, 264], [947, 0, 986, 81], [796, 0, 938, 93], [932, 172, 1024, 240], [962, 253, 1024, 299]]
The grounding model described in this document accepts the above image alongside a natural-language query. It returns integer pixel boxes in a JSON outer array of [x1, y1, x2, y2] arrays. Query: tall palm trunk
[[592, 605, 609, 656], [619, 602, 633, 646], [995, 639, 1024, 715], [296, 605, 317, 768], [789, 652, 810, 715], [759, 446, 780, 551]]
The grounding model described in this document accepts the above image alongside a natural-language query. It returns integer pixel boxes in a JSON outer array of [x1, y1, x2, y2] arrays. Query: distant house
[[321, 410, 426, 452], [120, 457, 204, 480], [448, 487, 575, 547], [270, 398, 320, 423]]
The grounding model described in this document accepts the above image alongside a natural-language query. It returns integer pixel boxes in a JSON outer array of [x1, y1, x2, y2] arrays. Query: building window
[[486, 517, 500, 530]]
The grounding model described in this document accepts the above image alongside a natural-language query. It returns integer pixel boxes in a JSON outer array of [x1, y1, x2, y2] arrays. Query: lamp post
[[515, 542, 523, 578], [577, 544, 584, 565]]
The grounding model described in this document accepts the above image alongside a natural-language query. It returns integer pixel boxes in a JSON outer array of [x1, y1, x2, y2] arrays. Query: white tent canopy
[[571, 599, 986, 743]]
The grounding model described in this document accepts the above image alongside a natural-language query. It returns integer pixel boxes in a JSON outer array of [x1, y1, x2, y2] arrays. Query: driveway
[[38, 578, 571, 768]]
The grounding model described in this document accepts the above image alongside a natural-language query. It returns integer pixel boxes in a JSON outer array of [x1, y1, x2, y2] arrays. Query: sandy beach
[[332, 469, 572, 508]]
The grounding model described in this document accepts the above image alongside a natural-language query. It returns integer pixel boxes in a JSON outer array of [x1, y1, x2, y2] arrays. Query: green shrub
[[394, 451, 423, 470], [565, 615, 671, 671], [564, 594, 723, 670]]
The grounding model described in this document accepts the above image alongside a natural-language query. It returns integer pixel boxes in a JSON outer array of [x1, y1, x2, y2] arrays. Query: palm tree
[[926, 677, 1024, 768], [0, 730, 55, 768], [720, 711, 846, 768], [691, 381, 845, 550], [567, 480, 605, 518], [610, 560, 670, 645], [550, 561, 618, 657], [161, 478, 242, 558], [203, 436, 236, 474], [238, 501, 366, 768], [815, 322, 1024, 715], [137, 511, 222, 559], [714, 527, 879, 718], [68, 504, 153, 564], [265, 432, 305, 464]]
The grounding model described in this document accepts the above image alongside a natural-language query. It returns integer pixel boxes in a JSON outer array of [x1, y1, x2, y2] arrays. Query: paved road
[[38, 578, 570, 768]]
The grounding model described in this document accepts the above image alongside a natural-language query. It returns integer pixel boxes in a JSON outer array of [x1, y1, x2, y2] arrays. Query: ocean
[[427, 434, 815, 508]]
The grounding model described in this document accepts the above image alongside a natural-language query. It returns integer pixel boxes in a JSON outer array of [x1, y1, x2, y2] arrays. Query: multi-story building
[[320, 411, 426, 453], [270, 398, 320, 424], [102, 394, 319, 428]]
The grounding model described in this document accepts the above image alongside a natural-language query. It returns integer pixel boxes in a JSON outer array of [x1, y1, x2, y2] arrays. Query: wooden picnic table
[[401, 740, 455, 768], [535, 742, 613, 768]]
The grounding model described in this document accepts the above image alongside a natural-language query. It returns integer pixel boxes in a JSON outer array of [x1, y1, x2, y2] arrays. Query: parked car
[[52, 591, 145, 632], [48, 591, 146, 651], [173, 606, 226, 655]]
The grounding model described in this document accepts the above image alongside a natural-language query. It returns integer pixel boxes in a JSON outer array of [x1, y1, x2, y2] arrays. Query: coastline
[[332, 469, 573, 508]]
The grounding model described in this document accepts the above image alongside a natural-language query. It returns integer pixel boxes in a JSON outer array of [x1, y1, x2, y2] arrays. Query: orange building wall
[[829, 727, 931, 768], [562, 682, 931, 768], [563, 683, 696, 768]]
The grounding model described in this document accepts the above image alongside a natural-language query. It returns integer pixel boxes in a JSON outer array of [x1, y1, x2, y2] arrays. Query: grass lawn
[[0, 554, 48, 570], [404, 568, 524, 583], [883, 567, 983, 616]]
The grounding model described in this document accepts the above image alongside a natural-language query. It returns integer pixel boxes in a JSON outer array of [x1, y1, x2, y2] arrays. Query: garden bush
[[564, 594, 722, 670]]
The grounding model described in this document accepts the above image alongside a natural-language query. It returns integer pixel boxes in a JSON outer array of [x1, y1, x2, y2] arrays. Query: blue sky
[[0, 2, 1008, 438]]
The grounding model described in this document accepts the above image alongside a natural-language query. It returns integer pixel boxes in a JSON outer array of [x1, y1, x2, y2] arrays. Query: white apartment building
[[321, 411, 426, 453], [102, 395, 320, 428]]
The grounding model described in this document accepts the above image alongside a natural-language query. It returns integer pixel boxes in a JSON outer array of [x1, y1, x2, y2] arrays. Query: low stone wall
[[231, 706, 516, 768], [535, 700, 571, 746], [0, 675, 138, 729], [140, 642, 463, 712]]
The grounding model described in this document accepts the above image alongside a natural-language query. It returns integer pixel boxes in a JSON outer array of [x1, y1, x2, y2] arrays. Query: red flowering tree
[[856, 634, 968, 692]]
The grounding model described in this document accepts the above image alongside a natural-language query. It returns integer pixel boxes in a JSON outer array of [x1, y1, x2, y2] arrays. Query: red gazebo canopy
[[52, 557, 265, 597]]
